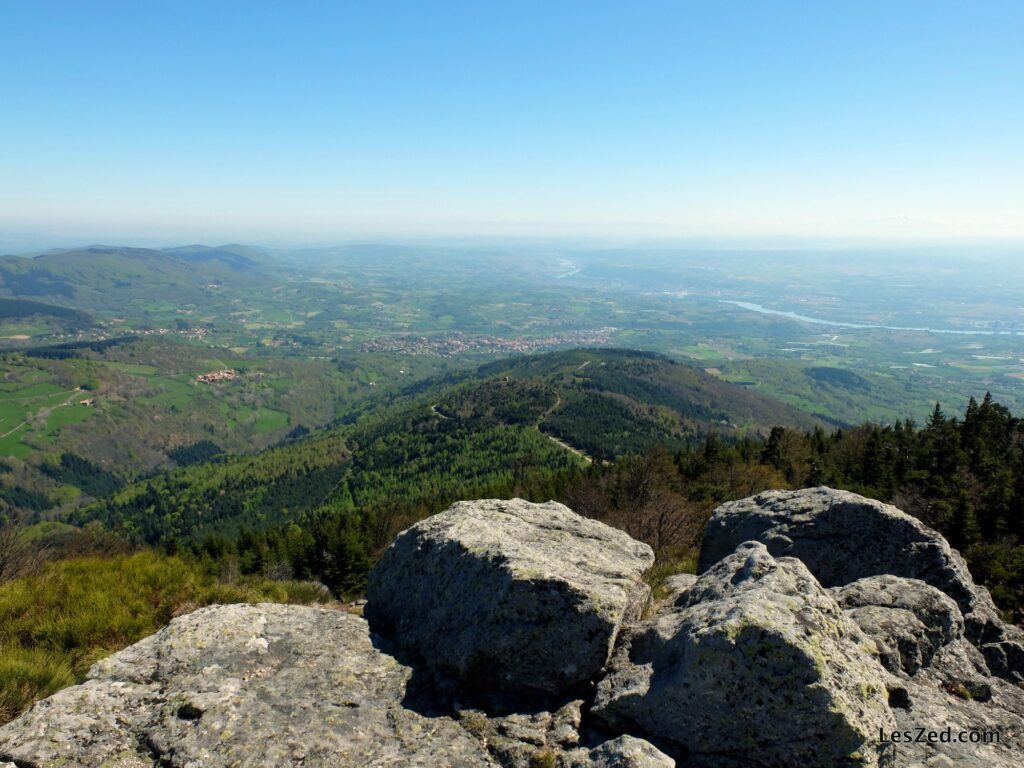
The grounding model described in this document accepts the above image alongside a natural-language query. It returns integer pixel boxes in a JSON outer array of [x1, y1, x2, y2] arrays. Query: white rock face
[[365, 498, 655, 698]]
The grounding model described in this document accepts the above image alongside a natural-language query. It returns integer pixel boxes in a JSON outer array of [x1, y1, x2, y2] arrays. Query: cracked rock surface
[[0, 603, 497, 768]]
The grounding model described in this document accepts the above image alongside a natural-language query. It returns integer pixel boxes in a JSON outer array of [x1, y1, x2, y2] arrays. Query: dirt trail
[[536, 391, 592, 463], [0, 421, 27, 439], [538, 429, 592, 464]]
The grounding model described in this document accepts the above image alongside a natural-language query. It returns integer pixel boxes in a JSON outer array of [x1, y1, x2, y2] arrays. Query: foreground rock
[[366, 498, 654, 699], [832, 575, 963, 675], [828, 574, 1024, 767], [0, 603, 497, 768], [594, 542, 897, 767], [2, 489, 1023, 767], [700, 487, 1024, 682], [0, 603, 670, 768]]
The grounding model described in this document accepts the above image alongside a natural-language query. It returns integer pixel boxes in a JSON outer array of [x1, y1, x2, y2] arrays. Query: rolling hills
[[0, 245, 273, 315], [73, 348, 819, 544]]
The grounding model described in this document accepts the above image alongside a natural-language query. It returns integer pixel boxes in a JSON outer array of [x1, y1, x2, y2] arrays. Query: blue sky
[[2, 1, 1022, 247]]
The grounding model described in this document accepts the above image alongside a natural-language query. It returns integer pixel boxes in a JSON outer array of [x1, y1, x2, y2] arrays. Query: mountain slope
[[75, 404, 580, 544], [0, 245, 273, 313], [74, 348, 818, 544], [437, 348, 821, 459]]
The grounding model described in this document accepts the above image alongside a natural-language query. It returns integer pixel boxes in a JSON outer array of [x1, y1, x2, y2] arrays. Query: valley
[[0, 244, 1021, 692]]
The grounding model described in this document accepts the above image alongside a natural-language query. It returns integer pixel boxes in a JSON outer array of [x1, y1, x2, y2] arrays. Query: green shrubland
[[0, 551, 329, 723]]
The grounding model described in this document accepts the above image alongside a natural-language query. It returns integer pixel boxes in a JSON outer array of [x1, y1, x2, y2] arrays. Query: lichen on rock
[[593, 541, 897, 767]]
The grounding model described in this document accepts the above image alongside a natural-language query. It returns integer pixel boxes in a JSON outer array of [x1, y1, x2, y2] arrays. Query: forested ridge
[[65, 377, 1024, 622], [71, 349, 816, 545], [2, 348, 1024, 728]]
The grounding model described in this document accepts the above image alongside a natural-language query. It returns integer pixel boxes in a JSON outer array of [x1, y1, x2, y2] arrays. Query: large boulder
[[593, 542, 897, 767], [365, 498, 655, 699], [0, 604, 497, 768], [699, 487, 1024, 681], [0, 602, 675, 768]]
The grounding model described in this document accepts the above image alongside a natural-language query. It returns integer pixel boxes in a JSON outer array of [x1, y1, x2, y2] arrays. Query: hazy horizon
[[3, 1, 1023, 246], [5, 233, 1024, 259]]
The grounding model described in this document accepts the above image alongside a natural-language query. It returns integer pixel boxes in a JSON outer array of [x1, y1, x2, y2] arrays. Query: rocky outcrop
[[0, 603, 498, 768], [659, 572, 697, 602], [1, 491, 1022, 768], [594, 542, 897, 767], [0, 601, 671, 768], [832, 575, 964, 675], [700, 487, 1024, 682], [365, 498, 654, 699]]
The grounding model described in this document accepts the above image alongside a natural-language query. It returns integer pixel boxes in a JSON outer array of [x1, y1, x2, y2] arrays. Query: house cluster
[[195, 369, 238, 384]]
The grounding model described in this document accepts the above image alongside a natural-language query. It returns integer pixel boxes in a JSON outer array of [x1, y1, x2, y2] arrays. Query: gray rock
[[660, 573, 697, 602], [567, 735, 675, 767], [699, 487, 1024, 681], [887, 640, 1024, 767], [3, 491, 1022, 768], [832, 575, 964, 674], [594, 542, 896, 767], [457, 704, 674, 768], [366, 498, 654, 698], [0, 604, 498, 768]]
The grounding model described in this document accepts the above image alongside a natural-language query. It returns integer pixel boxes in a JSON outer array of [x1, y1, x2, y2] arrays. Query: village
[[195, 368, 238, 384], [360, 328, 617, 357]]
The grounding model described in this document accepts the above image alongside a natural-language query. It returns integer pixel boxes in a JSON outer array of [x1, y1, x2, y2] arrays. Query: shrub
[[0, 551, 330, 724]]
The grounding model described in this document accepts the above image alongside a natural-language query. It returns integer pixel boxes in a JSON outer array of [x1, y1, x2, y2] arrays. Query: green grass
[[645, 546, 699, 603], [0, 384, 85, 456], [252, 408, 289, 433], [0, 383, 67, 401], [42, 403, 95, 435], [0, 428, 32, 458], [0, 551, 331, 723], [0, 323, 47, 338]]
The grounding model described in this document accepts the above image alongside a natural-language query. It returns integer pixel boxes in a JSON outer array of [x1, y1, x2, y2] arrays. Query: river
[[721, 300, 1023, 337]]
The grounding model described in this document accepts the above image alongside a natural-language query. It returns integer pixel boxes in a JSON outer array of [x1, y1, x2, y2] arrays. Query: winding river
[[721, 300, 1023, 337]]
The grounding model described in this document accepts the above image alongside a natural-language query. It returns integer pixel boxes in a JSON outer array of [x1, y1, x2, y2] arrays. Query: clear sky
[[2, 1, 1022, 247]]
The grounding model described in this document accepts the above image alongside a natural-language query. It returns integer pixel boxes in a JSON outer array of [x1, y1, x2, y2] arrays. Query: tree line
[[54, 391, 1024, 621]]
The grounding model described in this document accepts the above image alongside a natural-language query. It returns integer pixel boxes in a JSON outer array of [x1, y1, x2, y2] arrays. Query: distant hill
[[0, 297, 92, 331], [160, 244, 271, 271], [0, 244, 274, 312]]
